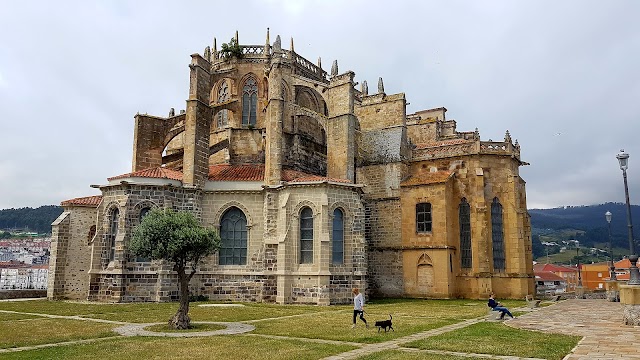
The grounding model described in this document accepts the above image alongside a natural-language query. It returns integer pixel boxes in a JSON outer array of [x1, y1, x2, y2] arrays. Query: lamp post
[[616, 149, 640, 285], [606, 211, 616, 280], [576, 241, 582, 287]]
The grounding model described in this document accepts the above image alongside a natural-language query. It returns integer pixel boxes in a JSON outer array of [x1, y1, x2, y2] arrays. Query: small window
[[300, 207, 313, 264], [108, 208, 119, 261], [332, 209, 344, 264], [136, 207, 153, 262], [242, 77, 258, 126], [416, 203, 432, 233]]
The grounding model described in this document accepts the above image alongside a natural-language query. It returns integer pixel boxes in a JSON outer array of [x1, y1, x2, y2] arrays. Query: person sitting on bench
[[488, 293, 514, 319]]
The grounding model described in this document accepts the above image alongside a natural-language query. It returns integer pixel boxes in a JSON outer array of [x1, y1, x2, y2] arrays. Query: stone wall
[[0, 290, 46, 300]]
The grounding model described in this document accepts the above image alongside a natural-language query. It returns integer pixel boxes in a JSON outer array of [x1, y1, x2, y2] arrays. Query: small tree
[[219, 37, 243, 59], [130, 209, 220, 329]]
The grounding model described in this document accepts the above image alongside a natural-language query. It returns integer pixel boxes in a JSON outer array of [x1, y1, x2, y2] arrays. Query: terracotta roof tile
[[108, 167, 183, 181], [282, 169, 351, 184], [208, 164, 264, 181], [534, 271, 565, 281], [414, 139, 474, 150], [400, 171, 453, 187], [61, 195, 102, 207], [534, 263, 577, 273]]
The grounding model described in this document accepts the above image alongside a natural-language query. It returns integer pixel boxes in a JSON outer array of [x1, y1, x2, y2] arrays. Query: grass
[[0, 298, 577, 360], [144, 322, 225, 332], [0, 335, 357, 360], [355, 349, 487, 360], [403, 321, 580, 360], [0, 318, 117, 349]]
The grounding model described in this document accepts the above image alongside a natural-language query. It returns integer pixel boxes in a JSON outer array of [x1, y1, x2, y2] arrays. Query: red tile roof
[[615, 258, 639, 268], [414, 139, 474, 150], [534, 263, 577, 273], [61, 195, 102, 207], [108, 167, 183, 181], [535, 271, 565, 282], [209, 164, 264, 181], [400, 171, 453, 187], [282, 169, 351, 183]]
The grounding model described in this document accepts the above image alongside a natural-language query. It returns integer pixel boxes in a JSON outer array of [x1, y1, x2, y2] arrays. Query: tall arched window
[[491, 197, 505, 271], [216, 80, 229, 127], [136, 207, 152, 262], [459, 198, 472, 269], [219, 207, 248, 265], [332, 208, 344, 264], [416, 203, 432, 233], [242, 77, 258, 126], [300, 207, 314, 264], [108, 208, 119, 261]]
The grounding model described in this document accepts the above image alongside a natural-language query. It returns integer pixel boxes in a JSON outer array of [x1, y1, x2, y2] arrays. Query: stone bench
[[525, 295, 541, 308], [486, 308, 504, 321]]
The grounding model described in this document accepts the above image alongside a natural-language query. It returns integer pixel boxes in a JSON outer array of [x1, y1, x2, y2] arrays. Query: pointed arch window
[[459, 198, 472, 269], [491, 197, 505, 271], [108, 208, 119, 261], [300, 207, 314, 264], [219, 207, 248, 265], [217, 80, 229, 127], [332, 208, 344, 264], [242, 77, 258, 126]]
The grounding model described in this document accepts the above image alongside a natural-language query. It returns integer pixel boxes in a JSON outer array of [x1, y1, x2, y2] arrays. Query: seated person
[[488, 293, 514, 319]]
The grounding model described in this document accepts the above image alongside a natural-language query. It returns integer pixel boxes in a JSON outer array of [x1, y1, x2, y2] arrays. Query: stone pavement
[[507, 299, 640, 360]]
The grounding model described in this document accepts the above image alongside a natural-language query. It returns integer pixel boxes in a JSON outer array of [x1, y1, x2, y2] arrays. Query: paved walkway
[[507, 299, 640, 360]]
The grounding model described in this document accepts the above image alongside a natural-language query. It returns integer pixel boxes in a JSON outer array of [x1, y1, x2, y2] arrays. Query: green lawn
[[0, 335, 357, 360], [0, 298, 577, 360], [403, 321, 580, 360], [0, 318, 117, 349], [356, 350, 488, 360]]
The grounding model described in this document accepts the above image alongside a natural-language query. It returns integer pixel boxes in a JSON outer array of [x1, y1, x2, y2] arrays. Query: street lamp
[[617, 149, 640, 285], [576, 241, 582, 287], [606, 211, 616, 280]]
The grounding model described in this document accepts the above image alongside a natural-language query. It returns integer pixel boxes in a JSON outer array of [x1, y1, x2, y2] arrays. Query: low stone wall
[[0, 289, 47, 300]]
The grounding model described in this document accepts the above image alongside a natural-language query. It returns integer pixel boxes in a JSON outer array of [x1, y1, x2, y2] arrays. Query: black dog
[[374, 314, 394, 332]]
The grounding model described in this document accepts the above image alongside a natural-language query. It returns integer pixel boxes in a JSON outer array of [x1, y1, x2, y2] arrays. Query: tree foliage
[[219, 37, 243, 59], [130, 209, 220, 329], [0, 205, 63, 233]]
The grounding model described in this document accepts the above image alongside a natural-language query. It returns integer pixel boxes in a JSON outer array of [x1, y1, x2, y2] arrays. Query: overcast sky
[[1, 0, 639, 210]]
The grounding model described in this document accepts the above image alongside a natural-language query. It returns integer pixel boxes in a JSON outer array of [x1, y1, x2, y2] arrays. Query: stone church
[[48, 31, 534, 305]]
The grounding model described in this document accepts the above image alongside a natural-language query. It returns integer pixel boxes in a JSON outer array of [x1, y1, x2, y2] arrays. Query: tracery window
[[300, 207, 313, 264], [491, 197, 505, 271], [216, 80, 229, 127], [219, 207, 248, 265], [332, 208, 344, 264], [242, 77, 258, 126], [416, 203, 432, 233], [459, 198, 472, 269], [108, 208, 119, 261]]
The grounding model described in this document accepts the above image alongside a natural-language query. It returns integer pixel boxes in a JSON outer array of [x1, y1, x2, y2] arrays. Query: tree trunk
[[168, 268, 191, 329]]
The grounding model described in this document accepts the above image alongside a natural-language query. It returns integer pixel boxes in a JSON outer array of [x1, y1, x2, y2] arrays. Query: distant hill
[[0, 206, 63, 234], [529, 202, 640, 260]]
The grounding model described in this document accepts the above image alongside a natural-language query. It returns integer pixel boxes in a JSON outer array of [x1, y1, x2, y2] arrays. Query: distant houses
[[0, 237, 50, 290]]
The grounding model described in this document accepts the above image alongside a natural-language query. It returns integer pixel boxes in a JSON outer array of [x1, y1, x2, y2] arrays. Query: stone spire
[[378, 77, 384, 94], [361, 80, 368, 96], [204, 46, 211, 61], [235, 30, 239, 44], [474, 127, 480, 139], [264, 28, 270, 56], [331, 60, 338, 76], [290, 37, 295, 53], [273, 35, 282, 53], [504, 130, 512, 143], [169, 108, 175, 117], [213, 37, 217, 60], [317, 57, 322, 69]]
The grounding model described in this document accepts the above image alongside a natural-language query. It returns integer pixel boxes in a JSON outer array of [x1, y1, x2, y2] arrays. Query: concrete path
[[113, 321, 255, 337]]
